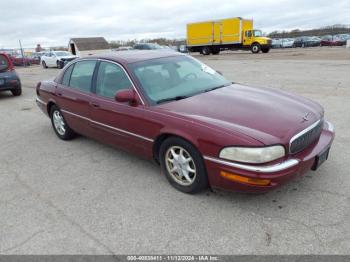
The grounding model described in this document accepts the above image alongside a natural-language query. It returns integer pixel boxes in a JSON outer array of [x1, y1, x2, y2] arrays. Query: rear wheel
[[262, 47, 270, 53], [159, 137, 208, 194], [212, 47, 220, 55], [42, 61, 48, 69], [11, 87, 22, 96], [50, 105, 76, 140], [251, 43, 261, 53], [201, 46, 211, 55]]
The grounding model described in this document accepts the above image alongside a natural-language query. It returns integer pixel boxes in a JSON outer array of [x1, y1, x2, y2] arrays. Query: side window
[[61, 64, 74, 86], [96, 62, 132, 98], [69, 60, 96, 92], [245, 31, 252, 37]]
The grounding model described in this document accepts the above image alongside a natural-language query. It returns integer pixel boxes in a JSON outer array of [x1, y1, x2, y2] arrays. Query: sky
[[0, 0, 349, 48]]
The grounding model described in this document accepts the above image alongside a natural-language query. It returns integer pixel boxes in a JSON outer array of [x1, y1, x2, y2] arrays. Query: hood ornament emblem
[[302, 112, 311, 122]]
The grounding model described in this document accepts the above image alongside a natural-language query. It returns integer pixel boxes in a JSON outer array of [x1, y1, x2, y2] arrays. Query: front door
[[89, 61, 151, 156], [243, 30, 253, 46]]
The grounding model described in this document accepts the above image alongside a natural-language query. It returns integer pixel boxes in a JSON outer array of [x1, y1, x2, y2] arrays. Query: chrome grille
[[289, 120, 323, 154]]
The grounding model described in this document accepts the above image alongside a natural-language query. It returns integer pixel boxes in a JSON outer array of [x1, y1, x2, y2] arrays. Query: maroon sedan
[[36, 51, 335, 194]]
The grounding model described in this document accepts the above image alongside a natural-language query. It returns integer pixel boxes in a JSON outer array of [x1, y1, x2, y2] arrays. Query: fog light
[[220, 171, 271, 186]]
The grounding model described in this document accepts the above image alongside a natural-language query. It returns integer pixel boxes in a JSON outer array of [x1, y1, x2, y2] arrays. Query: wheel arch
[[46, 100, 57, 115], [152, 132, 199, 164]]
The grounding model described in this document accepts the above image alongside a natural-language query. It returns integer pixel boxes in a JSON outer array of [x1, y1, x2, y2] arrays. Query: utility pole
[[19, 40, 26, 67]]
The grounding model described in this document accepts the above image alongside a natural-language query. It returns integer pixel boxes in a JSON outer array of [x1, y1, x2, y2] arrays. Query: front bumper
[[204, 121, 335, 193]]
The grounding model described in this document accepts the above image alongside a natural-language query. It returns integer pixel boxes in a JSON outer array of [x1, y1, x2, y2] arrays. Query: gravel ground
[[0, 47, 349, 255]]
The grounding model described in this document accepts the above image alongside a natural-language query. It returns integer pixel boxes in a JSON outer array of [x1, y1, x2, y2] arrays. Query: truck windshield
[[129, 55, 231, 105], [253, 30, 263, 37]]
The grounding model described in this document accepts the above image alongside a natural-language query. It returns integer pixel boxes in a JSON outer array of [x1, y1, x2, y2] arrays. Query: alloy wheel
[[165, 146, 197, 186], [52, 110, 66, 135]]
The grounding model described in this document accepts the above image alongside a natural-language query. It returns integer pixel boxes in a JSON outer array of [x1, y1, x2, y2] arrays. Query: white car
[[281, 38, 295, 48], [41, 51, 77, 69]]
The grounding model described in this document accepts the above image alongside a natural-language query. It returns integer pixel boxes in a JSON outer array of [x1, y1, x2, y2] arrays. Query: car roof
[[88, 50, 183, 64]]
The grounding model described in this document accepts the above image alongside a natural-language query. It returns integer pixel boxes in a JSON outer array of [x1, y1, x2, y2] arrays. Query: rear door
[[55, 60, 97, 137], [213, 22, 223, 45], [89, 61, 151, 155]]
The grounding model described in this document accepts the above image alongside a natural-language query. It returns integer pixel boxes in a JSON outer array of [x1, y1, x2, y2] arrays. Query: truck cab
[[243, 30, 272, 53]]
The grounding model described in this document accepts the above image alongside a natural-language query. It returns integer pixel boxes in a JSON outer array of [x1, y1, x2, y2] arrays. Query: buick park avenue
[[36, 51, 335, 193]]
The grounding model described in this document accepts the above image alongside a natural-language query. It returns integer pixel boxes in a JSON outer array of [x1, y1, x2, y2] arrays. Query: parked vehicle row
[[271, 33, 350, 49]]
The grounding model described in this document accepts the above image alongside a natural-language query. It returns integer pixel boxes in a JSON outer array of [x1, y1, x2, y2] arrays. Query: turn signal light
[[220, 171, 271, 186]]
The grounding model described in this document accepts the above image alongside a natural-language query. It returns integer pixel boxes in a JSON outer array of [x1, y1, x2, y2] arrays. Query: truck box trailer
[[187, 17, 271, 54]]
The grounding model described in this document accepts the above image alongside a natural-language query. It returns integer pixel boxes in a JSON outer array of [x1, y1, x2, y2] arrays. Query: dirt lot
[[0, 47, 349, 254]]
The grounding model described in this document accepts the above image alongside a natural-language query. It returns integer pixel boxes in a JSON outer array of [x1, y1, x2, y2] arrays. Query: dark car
[[36, 51, 334, 194], [293, 36, 321, 47], [0, 53, 22, 96], [133, 43, 163, 50]]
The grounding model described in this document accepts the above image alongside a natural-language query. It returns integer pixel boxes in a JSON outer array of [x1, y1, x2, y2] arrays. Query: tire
[[50, 105, 76, 140], [262, 47, 270, 53], [56, 61, 62, 69], [212, 47, 220, 55], [201, 46, 211, 55], [11, 87, 22, 96], [159, 137, 209, 194], [251, 43, 261, 53], [302, 43, 305, 48], [42, 61, 48, 69]]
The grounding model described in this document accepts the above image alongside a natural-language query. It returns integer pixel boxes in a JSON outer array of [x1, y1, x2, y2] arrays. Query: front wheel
[[159, 137, 208, 194], [251, 43, 261, 53], [50, 105, 76, 140], [42, 61, 48, 69]]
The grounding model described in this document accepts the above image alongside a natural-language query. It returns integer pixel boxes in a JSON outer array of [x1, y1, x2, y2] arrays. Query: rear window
[[0, 55, 9, 72]]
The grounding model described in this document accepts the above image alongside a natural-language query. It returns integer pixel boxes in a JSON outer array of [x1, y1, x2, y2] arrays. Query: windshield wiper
[[156, 95, 189, 104], [204, 83, 232, 93]]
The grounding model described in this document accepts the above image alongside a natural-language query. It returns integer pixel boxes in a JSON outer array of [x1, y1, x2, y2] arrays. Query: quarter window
[[69, 60, 96, 92], [62, 64, 74, 86], [96, 62, 132, 98]]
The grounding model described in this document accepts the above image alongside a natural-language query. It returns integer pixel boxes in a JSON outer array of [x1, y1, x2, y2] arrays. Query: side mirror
[[115, 89, 136, 104]]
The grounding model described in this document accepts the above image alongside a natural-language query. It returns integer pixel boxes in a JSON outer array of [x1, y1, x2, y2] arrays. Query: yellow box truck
[[187, 17, 271, 54]]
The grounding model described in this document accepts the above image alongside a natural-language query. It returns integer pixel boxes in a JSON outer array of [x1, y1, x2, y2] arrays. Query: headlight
[[219, 145, 285, 164]]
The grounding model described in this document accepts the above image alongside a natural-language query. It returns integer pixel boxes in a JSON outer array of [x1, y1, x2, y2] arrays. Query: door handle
[[90, 102, 100, 108], [57, 92, 63, 97]]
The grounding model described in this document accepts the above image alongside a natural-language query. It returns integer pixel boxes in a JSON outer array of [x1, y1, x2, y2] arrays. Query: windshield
[[129, 55, 231, 105], [253, 30, 263, 37], [54, 51, 71, 57]]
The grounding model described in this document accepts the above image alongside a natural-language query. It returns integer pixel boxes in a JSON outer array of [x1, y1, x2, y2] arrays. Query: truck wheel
[[262, 47, 270, 53], [212, 47, 220, 55], [251, 43, 261, 53], [201, 46, 211, 55]]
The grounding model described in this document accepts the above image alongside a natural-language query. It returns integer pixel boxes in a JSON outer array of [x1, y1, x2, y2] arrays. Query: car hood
[[157, 84, 324, 145], [59, 56, 77, 59]]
